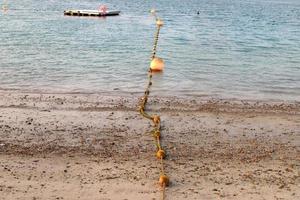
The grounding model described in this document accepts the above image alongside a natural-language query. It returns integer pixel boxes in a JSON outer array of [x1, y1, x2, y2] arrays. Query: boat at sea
[[64, 9, 120, 17]]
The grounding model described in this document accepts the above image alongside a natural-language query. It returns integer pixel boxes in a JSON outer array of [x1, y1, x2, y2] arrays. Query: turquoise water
[[0, 0, 299, 100]]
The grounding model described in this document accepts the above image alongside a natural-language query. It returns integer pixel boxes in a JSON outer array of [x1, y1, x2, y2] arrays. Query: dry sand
[[0, 91, 299, 200]]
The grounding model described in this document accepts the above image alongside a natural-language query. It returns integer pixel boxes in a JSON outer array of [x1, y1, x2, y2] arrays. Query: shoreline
[[1, 90, 299, 114], [0, 91, 299, 199], [1, 88, 299, 104]]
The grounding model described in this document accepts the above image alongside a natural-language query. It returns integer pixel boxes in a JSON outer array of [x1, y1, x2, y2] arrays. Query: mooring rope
[[138, 10, 169, 200]]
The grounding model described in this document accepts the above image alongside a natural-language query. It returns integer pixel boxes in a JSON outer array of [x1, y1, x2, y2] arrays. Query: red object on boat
[[98, 5, 107, 14]]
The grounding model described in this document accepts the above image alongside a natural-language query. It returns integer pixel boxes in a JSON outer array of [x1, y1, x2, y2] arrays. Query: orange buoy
[[150, 57, 164, 72], [156, 149, 165, 159], [159, 175, 169, 187]]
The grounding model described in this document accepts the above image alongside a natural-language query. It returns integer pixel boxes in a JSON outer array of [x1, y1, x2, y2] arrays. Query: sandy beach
[[0, 91, 299, 200]]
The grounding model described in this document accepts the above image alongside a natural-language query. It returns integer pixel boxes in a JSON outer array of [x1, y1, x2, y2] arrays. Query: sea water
[[0, 0, 299, 101]]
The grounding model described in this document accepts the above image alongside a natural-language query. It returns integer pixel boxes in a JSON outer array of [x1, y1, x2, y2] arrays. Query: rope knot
[[152, 130, 160, 138], [152, 115, 161, 125]]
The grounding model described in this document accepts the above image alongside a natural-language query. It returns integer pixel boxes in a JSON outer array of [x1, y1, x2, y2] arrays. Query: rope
[[162, 184, 166, 200], [138, 10, 169, 200]]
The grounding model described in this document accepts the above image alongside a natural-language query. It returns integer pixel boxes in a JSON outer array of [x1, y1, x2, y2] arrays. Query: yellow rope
[[160, 157, 165, 174], [138, 10, 169, 200], [162, 184, 166, 200]]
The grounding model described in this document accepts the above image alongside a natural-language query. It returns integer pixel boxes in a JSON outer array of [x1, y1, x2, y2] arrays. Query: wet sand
[[0, 91, 299, 200]]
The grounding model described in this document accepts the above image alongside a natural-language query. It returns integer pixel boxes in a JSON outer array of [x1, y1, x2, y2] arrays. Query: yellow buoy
[[159, 175, 169, 187], [2, 5, 8, 11], [150, 57, 164, 72], [156, 149, 165, 159], [156, 18, 164, 26]]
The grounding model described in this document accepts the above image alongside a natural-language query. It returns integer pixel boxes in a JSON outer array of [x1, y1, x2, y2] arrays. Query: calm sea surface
[[0, 0, 299, 101]]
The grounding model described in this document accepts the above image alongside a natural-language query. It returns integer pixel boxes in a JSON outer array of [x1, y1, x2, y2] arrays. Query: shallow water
[[0, 0, 299, 101]]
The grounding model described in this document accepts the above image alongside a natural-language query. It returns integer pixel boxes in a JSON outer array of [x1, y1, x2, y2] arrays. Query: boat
[[64, 9, 120, 17]]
